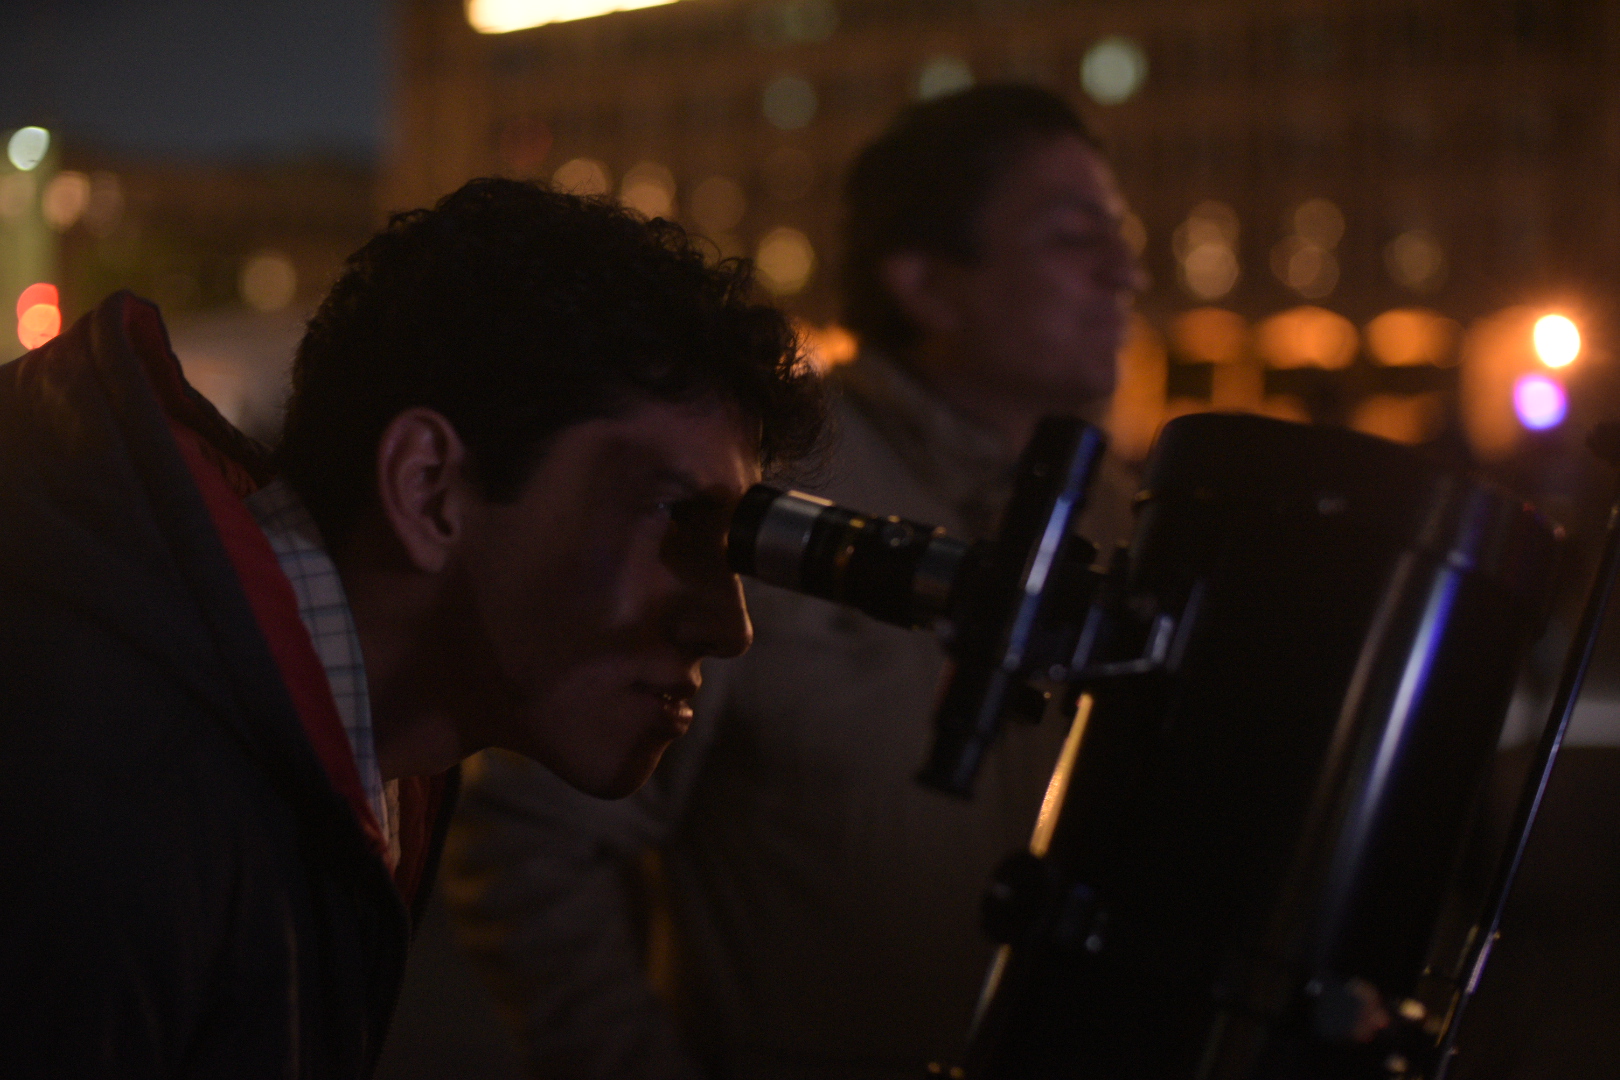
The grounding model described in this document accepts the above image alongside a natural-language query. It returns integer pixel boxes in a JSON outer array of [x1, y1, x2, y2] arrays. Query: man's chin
[[562, 740, 676, 800]]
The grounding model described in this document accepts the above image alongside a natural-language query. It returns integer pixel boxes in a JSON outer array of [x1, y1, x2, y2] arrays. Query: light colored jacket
[[441, 353, 1137, 1079]]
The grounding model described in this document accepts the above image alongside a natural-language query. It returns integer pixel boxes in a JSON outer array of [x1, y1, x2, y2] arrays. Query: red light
[[16, 282, 61, 350], [17, 282, 58, 320]]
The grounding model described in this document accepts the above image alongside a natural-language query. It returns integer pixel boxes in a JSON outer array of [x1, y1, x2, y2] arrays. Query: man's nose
[[677, 570, 754, 660]]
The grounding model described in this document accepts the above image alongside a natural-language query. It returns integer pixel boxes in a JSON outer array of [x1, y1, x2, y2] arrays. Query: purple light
[[1514, 374, 1567, 431]]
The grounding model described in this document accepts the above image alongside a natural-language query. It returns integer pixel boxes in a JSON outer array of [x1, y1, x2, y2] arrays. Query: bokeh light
[[749, 0, 837, 45], [1080, 36, 1148, 105], [42, 171, 91, 231], [239, 252, 298, 313], [796, 320, 857, 370], [1532, 314, 1580, 368], [466, 0, 677, 33], [620, 160, 676, 219], [690, 175, 746, 234], [762, 74, 818, 130], [498, 115, 553, 174], [756, 226, 815, 295], [1255, 306, 1358, 369], [1292, 198, 1344, 248], [1105, 313, 1168, 462], [7, 127, 50, 172], [16, 282, 61, 350], [1351, 392, 1445, 445], [1271, 236, 1338, 298], [1173, 307, 1247, 364], [553, 157, 611, 196], [916, 56, 974, 100], [1366, 308, 1459, 367], [1385, 229, 1447, 292], [1174, 202, 1240, 300], [1513, 374, 1567, 431]]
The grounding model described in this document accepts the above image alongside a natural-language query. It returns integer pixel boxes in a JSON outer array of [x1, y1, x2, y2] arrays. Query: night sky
[[0, 0, 385, 161]]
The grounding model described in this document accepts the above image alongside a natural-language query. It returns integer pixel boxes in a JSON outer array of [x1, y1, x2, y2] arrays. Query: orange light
[[16, 282, 61, 350], [1255, 306, 1358, 370], [19, 304, 60, 349]]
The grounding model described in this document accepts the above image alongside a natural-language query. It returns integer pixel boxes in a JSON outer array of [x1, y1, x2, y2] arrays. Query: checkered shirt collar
[[245, 478, 396, 863]]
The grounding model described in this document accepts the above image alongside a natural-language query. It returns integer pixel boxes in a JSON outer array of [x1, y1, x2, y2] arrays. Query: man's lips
[[637, 678, 700, 731]]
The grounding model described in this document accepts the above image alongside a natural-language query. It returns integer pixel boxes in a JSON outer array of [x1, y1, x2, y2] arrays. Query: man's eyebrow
[[1043, 194, 1120, 221], [647, 467, 730, 501]]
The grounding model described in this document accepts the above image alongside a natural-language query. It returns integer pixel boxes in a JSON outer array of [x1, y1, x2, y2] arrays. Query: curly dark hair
[[278, 177, 824, 544], [842, 83, 1100, 354]]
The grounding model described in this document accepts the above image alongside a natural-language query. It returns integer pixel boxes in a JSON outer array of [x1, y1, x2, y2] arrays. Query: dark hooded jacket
[[0, 293, 455, 1078]]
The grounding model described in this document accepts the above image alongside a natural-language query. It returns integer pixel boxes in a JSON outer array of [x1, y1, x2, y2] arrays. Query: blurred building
[[52, 153, 379, 326], [384, 0, 1620, 464], [1, 137, 380, 438]]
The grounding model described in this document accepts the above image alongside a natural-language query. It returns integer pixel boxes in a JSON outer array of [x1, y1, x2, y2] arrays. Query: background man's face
[[457, 399, 758, 797], [945, 134, 1141, 407]]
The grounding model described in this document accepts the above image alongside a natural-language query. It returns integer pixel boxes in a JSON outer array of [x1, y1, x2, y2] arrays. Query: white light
[[916, 56, 974, 101], [8, 126, 50, 171], [553, 157, 611, 196], [762, 74, 817, 130], [466, 0, 677, 34], [1182, 243, 1239, 300], [1080, 36, 1148, 106], [1533, 314, 1580, 369]]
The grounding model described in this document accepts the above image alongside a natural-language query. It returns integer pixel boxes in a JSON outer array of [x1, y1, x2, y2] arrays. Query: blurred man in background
[[442, 84, 1144, 1079]]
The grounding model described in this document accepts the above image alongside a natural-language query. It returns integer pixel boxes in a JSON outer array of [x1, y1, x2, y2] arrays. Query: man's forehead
[[594, 399, 761, 490], [1005, 135, 1125, 217]]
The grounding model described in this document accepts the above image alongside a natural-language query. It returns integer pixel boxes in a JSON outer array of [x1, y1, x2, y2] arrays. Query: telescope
[[727, 412, 1613, 1080]]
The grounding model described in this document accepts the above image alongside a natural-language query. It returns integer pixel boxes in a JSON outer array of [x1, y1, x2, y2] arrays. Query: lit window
[[466, 0, 677, 34], [1366, 309, 1458, 367], [1255, 306, 1357, 370]]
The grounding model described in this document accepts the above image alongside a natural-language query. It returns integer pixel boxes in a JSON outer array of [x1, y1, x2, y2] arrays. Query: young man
[[0, 179, 822, 1078], [443, 84, 1143, 1079]]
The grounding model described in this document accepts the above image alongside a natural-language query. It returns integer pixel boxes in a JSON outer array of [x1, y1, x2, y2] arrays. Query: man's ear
[[879, 250, 963, 338], [374, 408, 475, 574]]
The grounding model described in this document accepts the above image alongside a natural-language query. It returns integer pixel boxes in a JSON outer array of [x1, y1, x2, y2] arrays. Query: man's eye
[[1052, 229, 1109, 250]]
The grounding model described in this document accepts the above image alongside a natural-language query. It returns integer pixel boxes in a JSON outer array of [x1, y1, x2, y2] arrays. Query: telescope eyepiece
[[728, 485, 969, 630]]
